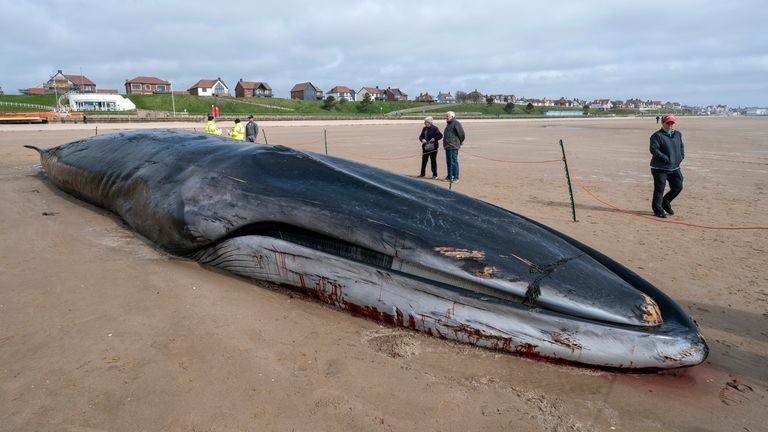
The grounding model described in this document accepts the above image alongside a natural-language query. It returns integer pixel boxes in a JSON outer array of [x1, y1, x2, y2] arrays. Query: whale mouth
[[195, 222, 663, 329]]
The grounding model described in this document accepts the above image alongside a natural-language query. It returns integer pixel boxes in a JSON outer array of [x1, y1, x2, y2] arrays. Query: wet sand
[[1, 116, 766, 431]]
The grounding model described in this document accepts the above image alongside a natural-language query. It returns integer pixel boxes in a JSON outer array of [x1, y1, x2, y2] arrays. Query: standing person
[[418, 116, 442, 179], [204, 115, 221, 135], [245, 115, 259, 143], [655, 115, 660, 124], [649, 114, 685, 218], [229, 118, 245, 140], [442, 111, 465, 183]]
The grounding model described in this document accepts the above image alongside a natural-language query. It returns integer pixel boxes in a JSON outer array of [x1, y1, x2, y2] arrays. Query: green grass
[[1, 94, 690, 117], [0, 94, 57, 112]]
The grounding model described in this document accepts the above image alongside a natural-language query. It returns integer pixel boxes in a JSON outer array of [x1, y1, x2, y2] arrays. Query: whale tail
[[24, 145, 44, 154]]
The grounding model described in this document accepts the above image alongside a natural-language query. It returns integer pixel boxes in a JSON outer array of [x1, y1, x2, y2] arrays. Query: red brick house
[[235, 79, 273, 97], [414, 92, 434, 102], [125, 76, 171, 94], [384, 87, 408, 102]]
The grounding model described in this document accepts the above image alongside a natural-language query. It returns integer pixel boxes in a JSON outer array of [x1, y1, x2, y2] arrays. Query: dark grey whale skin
[[27, 129, 707, 367]]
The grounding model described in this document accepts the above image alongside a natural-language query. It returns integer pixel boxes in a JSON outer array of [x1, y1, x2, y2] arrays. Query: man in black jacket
[[649, 114, 685, 218]]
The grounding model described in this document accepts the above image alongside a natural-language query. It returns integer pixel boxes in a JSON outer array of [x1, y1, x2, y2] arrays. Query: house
[[465, 89, 484, 103], [125, 76, 171, 94], [553, 97, 574, 107], [384, 87, 407, 102], [326, 86, 356, 101], [590, 99, 613, 110], [234, 79, 273, 98], [488, 94, 516, 104], [21, 70, 97, 94], [188, 78, 229, 96], [436, 91, 455, 104], [290, 82, 323, 100], [414, 92, 434, 102], [356, 86, 386, 102]]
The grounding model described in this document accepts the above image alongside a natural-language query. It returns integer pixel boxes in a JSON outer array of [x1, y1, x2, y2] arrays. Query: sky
[[1, 0, 766, 107]]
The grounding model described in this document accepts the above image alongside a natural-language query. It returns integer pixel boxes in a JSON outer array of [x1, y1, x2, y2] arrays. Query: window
[[214, 83, 225, 94], [144, 84, 152, 91], [156, 85, 166, 92], [131, 83, 141, 90]]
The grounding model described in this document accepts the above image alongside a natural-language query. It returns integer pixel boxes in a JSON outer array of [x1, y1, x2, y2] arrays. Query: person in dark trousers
[[655, 115, 660, 124], [442, 111, 465, 183], [649, 114, 685, 218], [418, 116, 442, 179], [245, 115, 259, 143]]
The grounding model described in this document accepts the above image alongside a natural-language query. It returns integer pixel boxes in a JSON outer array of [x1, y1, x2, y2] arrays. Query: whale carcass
[[27, 130, 708, 369]]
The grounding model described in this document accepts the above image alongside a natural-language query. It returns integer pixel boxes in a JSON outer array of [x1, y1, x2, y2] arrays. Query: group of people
[[417, 111, 465, 183], [205, 115, 259, 142], [416, 111, 686, 218]]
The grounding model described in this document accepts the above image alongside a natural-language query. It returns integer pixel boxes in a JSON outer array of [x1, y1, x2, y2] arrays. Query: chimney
[[240, 78, 243, 82]]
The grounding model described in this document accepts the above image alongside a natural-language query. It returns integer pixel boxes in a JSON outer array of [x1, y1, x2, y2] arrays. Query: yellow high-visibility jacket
[[205, 120, 222, 135], [230, 122, 245, 140]]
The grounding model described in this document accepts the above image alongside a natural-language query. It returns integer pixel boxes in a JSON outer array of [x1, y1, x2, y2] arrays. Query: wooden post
[[324, 129, 328, 154], [559, 139, 577, 222], [262, 129, 269, 145]]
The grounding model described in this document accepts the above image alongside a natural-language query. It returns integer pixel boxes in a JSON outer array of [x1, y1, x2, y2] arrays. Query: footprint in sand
[[718, 379, 754, 406]]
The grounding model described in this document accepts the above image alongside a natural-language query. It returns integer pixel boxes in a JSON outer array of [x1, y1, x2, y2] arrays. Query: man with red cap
[[649, 114, 685, 218]]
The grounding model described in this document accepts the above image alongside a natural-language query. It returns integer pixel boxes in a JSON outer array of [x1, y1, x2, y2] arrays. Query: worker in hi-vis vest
[[204, 115, 222, 135], [230, 118, 245, 140]]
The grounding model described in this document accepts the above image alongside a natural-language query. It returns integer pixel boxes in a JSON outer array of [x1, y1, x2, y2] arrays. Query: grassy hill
[[0, 94, 670, 117]]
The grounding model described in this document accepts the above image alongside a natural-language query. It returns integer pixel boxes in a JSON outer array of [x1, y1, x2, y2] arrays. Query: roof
[[290, 82, 321, 92], [126, 76, 170, 85], [237, 81, 272, 90], [64, 74, 95, 86], [328, 86, 353, 93], [189, 79, 227, 90], [361, 86, 384, 94]]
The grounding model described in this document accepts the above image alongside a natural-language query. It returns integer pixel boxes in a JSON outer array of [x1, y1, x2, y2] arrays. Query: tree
[[358, 93, 373, 113], [337, 97, 348, 110], [322, 95, 336, 111], [503, 102, 515, 114], [582, 104, 590, 115], [525, 102, 534, 113], [486, 96, 494, 106], [455, 91, 468, 103]]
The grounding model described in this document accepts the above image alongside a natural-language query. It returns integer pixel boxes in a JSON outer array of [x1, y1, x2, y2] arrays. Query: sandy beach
[[1, 116, 766, 431]]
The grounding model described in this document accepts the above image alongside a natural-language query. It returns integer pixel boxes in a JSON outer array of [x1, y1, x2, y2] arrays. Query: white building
[[68, 94, 136, 111]]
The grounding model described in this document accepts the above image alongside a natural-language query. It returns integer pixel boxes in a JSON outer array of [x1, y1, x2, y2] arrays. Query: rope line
[[572, 175, 768, 230]]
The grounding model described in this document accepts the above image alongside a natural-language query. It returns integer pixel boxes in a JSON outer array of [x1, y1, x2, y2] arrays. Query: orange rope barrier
[[572, 175, 768, 230], [462, 150, 563, 164]]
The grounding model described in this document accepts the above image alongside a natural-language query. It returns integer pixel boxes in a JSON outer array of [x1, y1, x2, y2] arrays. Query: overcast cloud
[[1, 0, 766, 106]]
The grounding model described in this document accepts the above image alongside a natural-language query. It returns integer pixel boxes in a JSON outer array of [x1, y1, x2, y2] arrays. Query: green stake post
[[559, 139, 577, 222]]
